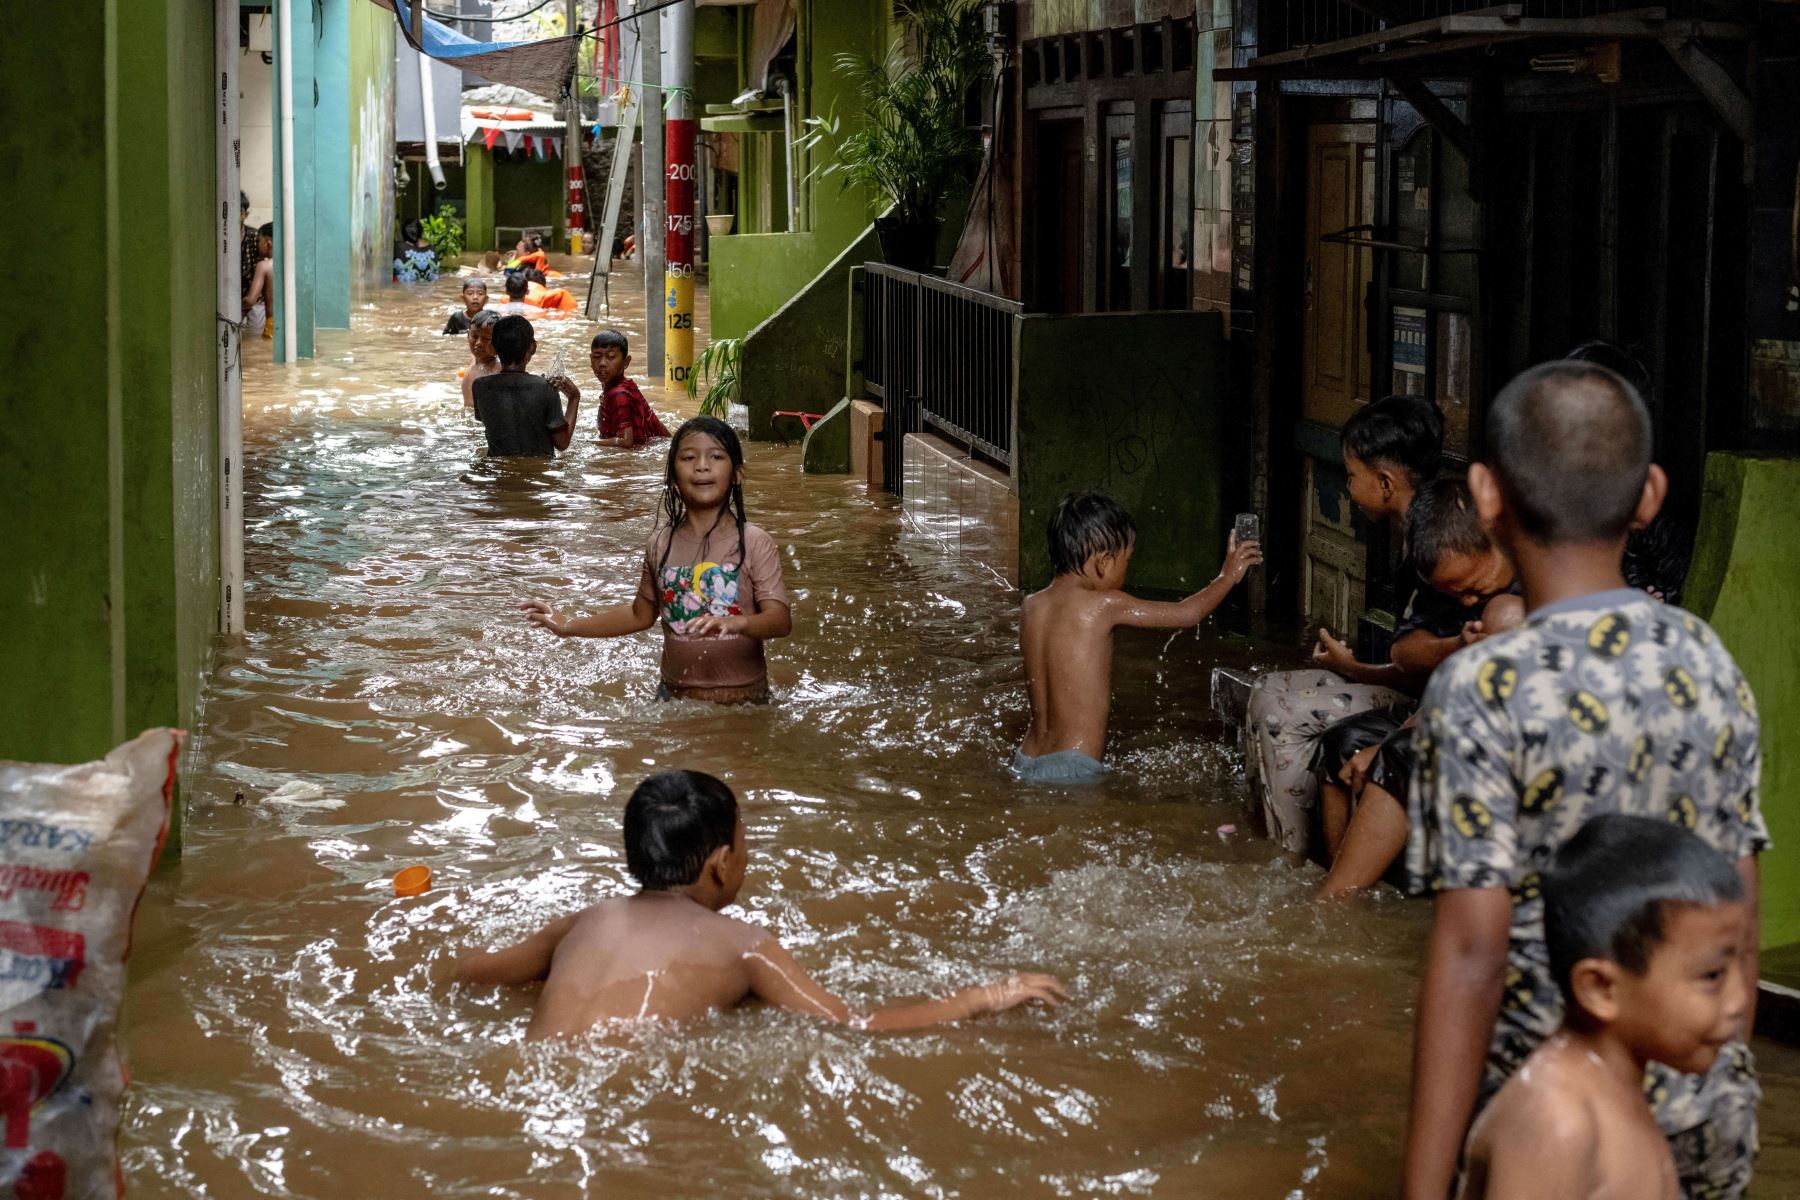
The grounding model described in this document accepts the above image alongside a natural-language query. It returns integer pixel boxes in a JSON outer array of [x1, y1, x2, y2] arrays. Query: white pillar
[[216, 0, 244, 635], [277, 0, 298, 363]]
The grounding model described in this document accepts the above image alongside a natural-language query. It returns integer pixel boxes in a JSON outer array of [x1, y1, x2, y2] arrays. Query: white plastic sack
[[0, 730, 179, 1200]]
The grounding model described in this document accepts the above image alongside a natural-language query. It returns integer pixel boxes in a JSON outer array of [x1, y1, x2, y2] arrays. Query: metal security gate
[[862, 263, 1021, 497]]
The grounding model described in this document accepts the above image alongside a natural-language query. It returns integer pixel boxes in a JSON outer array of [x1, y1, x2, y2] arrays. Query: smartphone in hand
[[1234, 512, 1261, 546]]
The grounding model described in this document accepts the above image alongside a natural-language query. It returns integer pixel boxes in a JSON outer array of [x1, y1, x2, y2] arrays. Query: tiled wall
[[901, 434, 1021, 587]]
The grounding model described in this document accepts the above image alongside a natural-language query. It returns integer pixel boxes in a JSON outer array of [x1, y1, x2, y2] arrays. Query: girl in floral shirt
[[519, 417, 791, 703]]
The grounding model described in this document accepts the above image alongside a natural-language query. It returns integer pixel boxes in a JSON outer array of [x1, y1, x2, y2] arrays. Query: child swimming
[[519, 417, 791, 703], [1013, 492, 1261, 783], [452, 771, 1066, 1038], [1458, 814, 1749, 1200]]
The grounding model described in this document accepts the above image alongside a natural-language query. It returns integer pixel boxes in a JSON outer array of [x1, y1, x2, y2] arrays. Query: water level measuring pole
[[662, 0, 696, 390], [640, 2, 665, 379], [564, 0, 585, 253]]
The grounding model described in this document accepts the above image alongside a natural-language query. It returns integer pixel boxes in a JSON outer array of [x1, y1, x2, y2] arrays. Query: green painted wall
[[466, 144, 496, 254], [349, 0, 396, 289], [492, 155, 566, 248], [315, 0, 352, 327], [711, 0, 890, 337], [712, 232, 830, 339], [739, 226, 881, 441], [2, 3, 115, 761], [1016, 311, 1227, 593], [1685, 452, 1800, 950], [2, 0, 221, 855]]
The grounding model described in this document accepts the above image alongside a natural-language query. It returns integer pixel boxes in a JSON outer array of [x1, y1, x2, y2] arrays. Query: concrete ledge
[[850, 400, 884, 491]]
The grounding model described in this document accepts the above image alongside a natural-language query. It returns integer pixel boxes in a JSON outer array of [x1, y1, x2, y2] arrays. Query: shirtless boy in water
[[1013, 492, 1261, 784], [1459, 814, 1750, 1200], [452, 771, 1065, 1038], [460, 310, 500, 408]]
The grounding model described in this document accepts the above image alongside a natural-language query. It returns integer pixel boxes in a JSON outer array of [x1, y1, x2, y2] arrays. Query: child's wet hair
[[1486, 360, 1652, 543], [403, 217, 425, 244], [257, 222, 274, 238], [623, 771, 739, 890], [1544, 813, 1743, 1009], [523, 267, 548, 286], [1341, 394, 1444, 486], [469, 309, 500, 331], [490, 315, 534, 366], [503, 272, 528, 300], [592, 329, 629, 355], [462, 278, 488, 295], [1406, 477, 1491, 579], [657, 418, 748, 584], [1047, 492, 1135, 577]]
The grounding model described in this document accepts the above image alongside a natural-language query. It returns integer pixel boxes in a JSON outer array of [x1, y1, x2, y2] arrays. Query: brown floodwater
[[119, 268, 1800, 1198]]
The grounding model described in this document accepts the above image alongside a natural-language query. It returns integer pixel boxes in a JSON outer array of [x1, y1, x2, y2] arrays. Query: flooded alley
[[112, 276, 1800, 1199]]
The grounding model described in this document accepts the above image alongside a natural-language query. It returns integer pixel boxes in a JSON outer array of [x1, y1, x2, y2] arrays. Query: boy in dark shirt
[[590, 329, 670, 448], [444, 278, 489, 335], [1401, 361, 1767, 1200], [469, 315, 580, 458]]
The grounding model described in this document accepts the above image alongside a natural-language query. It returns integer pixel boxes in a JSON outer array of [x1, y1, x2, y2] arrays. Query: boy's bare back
[[1458, 1035, 1677, 1200], [528, 893, 770, 1037], [1020, 580, 1123, 761]]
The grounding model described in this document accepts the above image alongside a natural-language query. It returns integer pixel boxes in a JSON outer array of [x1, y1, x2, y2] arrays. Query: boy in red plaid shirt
[[590, 329, 670, 449]]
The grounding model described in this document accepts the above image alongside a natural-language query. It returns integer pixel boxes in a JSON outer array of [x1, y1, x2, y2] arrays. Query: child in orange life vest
[[520, 418, 790, 704], [590, 329, 670, 448]]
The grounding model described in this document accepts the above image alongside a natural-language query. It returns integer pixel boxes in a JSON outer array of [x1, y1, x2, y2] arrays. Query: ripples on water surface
[[120, 275, 1800, 1197]]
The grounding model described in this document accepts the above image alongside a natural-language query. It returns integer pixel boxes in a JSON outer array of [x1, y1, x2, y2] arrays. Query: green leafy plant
[[421, 203, 467, 260], [796, 0, 993, 228], [689, 337, 742, 420]]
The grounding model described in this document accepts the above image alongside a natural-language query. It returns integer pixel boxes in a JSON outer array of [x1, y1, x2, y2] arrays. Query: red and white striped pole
[[663, 0, 695, 388]]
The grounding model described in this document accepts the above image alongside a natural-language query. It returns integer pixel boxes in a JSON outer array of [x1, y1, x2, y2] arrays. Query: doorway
[[1031, 116, 1086, 314]]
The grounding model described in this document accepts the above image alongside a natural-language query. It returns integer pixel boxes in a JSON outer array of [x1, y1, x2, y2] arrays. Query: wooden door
[[1302, 123, 1378, 427]]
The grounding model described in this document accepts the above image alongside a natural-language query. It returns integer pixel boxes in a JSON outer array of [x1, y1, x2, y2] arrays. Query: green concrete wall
[[739, 225, 882, 441], [2, 0, 221, 855], [349, 0, 396, 289], [711, 232, 831, 340], [492, 155, 566, 248], [315, 0, 352, 327], [465, 144, 496, 254], [1016, 311, 1227, 594], [1685, 452, 1800, 950]]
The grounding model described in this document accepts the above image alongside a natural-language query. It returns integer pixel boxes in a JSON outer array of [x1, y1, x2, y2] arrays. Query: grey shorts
[[1009, 748, 1109, 784]]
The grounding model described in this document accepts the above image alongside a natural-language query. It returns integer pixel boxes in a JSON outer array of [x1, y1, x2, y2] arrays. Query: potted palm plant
[[799, 0, 992, 271]]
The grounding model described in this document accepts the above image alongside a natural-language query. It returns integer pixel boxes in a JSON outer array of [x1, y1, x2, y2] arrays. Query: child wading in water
[[444, 278, 489, 335], [1458, 814, 1749, 1200], [1014, 492, 1261, 783], [460, 310, 500, 407], [590, 329, 670, 449], [453, 771, 1065, 1038], [520, 417, 790, 703]]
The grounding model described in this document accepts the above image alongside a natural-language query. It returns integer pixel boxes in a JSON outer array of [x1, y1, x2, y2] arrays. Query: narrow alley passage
[[110, 277, 1800, 1197]]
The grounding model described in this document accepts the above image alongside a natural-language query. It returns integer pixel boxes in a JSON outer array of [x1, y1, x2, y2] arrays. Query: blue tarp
[[376, 0, 582, 102]]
